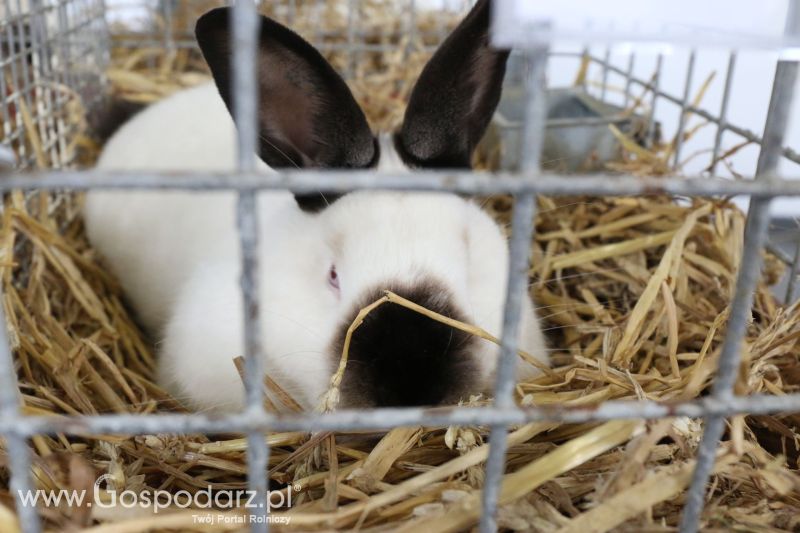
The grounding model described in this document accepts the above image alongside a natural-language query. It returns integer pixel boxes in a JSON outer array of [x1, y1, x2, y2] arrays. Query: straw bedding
[[1, 1, 800, 531]]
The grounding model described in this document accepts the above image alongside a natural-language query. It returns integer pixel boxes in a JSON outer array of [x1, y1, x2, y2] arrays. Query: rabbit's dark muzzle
[[332, 279, 480, 408]]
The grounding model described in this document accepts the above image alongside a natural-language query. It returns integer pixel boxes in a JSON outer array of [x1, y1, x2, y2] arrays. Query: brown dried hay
[[1, 1, 799, 532]]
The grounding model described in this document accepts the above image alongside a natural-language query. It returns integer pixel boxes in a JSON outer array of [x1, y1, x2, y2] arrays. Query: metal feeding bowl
[[492, 85, 653, 172]]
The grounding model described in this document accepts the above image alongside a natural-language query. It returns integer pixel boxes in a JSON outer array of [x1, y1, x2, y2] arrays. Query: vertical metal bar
[[0, 294, 41, 532], [233, 0, 259, 173], [56, 0, 74, 90], [232, 1, 270, 531], [346, 0, 357, 79], [580, 45, 589, 92], [0, 4, 10, 143], [239, 191, 270, 532], [312, 0, 322, 49], [89, 0, 112, 125], [287, 0, 296, 25], [0, 56, 9, 144], [479, 43, 549, 533], [647, 53, 663, 146], [83, 0, 102, 106], [710, 52, 737, 175], [162, 0, 175, 54], [28, 0, 59, 167], [27, 0, 49, 163], [54, 0, 76, 165], [434, 0, 450, 46], [673, 49, 696, 169], [680, 28, 800, 533], [679, 204, 774, 533], [404, 0, 416, 62], [3, 434, 38, 533], [3, 0, 25, 164], [623, 52, 635, 108], [599, 47, 610, 101], [32, 0, 59, 162], [786, 239, 800, 304], [13, 0, 32, 111]]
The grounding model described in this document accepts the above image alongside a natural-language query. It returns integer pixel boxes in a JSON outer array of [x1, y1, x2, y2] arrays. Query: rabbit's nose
[[333, 279, 479, 408]]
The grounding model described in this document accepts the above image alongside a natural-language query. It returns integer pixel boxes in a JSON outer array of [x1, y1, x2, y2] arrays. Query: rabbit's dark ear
[[195, 8, 377, 212], [397, 0, 509, 169]]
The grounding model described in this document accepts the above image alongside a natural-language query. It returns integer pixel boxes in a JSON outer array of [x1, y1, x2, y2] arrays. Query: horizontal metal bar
[[496, 115, 634, 130], [109, 38, 444, 54], [4, 170, 800, 197], [546, 115, 632, 128], [0, 8, 57, 28], [1, 393, 799, 437]]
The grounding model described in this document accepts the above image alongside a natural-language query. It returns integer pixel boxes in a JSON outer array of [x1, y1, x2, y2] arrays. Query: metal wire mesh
[[2, 1, 800, 533], [0, 0, 107, 170]]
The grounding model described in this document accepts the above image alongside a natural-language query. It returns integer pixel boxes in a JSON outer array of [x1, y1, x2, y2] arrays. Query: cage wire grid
[[1, 1, 800, 533], [0, 0, 107, 169]]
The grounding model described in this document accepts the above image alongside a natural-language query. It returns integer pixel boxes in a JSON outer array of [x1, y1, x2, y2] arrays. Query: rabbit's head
[[193, 0, 547, 409]]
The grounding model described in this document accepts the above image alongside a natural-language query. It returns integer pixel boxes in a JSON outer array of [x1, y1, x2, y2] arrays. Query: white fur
[[84, 81, 547, 413]]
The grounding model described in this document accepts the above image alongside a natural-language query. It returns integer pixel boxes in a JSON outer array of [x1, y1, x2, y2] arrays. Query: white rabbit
[[83, 0, 548, 413]]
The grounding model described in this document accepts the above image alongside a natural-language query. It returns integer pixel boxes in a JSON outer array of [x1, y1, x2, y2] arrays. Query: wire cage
[[1, 1, 800, 532], [0, 0, 107, 170]]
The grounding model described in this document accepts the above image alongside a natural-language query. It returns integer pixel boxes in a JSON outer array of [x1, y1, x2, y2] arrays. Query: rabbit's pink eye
[[328, 265, 340, 291]]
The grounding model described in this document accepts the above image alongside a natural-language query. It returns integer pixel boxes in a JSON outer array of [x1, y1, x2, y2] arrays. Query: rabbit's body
[[89, 81, 303, 335], [85, 0, 548, 413]]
